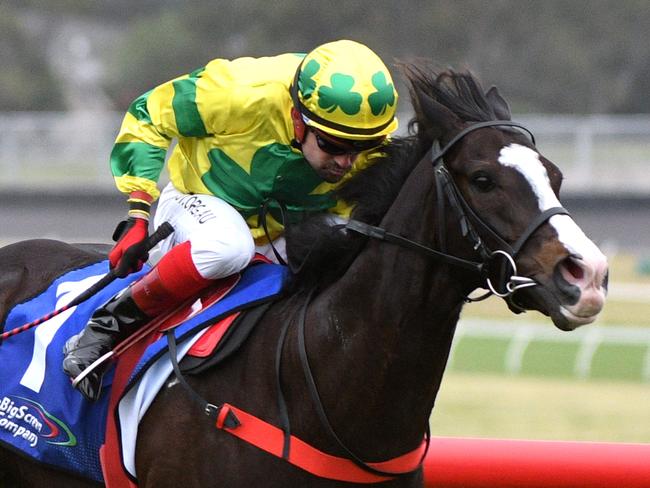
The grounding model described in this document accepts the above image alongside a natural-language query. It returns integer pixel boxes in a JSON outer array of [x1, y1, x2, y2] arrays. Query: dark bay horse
[[0, 65, 608, 487]]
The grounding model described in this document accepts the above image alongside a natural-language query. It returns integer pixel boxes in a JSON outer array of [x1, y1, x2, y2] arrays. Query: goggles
[[308, 126, 385, 156]]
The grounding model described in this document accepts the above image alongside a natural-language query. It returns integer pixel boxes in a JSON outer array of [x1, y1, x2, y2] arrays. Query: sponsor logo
[[0, 395, 76, 448]]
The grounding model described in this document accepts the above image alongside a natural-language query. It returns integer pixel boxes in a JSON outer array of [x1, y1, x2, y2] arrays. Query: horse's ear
[[413, 89, 462, 140], [486, 86, 511, 121]]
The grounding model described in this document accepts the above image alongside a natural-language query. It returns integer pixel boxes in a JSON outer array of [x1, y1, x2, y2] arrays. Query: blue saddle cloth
[[0, 260, 287, 482]]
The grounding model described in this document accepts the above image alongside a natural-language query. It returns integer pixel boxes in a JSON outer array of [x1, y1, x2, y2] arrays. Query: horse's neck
[[304, 160, 466, 455]]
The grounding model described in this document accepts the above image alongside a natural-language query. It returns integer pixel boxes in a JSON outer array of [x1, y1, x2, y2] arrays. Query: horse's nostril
[[553, 261, 581, 305], [563, 256, 584, 281]]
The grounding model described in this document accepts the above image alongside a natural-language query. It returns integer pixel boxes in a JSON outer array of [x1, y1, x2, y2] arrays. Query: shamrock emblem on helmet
[[299, 59, 320, 100], [318, 73, 362, 115], [368, 71, 395, 116], [298, 59, 320, 100]]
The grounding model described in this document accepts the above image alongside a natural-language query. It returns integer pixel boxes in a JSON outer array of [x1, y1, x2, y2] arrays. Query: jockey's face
[[301, 129, 359, 183]]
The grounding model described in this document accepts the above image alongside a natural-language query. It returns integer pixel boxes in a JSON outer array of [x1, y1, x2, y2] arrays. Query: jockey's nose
[[333, 153, 357, 169]]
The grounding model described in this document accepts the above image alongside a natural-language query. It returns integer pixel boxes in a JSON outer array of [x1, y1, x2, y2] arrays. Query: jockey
[[62, 39, 399, 401]]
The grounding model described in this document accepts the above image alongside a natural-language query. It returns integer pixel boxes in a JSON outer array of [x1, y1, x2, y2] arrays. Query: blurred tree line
[[2, 0, 649, 113]]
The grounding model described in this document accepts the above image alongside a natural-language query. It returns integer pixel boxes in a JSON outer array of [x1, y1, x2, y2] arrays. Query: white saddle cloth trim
[[118, 328, 208, 478]]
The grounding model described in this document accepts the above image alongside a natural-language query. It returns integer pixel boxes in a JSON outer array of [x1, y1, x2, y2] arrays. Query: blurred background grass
[[430, 373, 650, 443]]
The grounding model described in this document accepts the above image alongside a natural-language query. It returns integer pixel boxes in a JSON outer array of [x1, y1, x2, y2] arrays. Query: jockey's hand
[[109, 217, 149, 277]]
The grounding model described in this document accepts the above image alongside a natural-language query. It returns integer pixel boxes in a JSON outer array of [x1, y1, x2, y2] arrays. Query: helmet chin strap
[[290, 138, 303, 151]]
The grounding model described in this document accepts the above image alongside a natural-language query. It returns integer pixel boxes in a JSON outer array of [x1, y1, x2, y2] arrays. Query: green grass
[[450, 337, 510, 374], [448, 334, 650, 384], [590, 343, 648, 381], [430, 372, 650, 443], [520, 340, 578, 378]]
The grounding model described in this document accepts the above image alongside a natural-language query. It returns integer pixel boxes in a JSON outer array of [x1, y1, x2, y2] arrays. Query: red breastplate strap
[[214, 403, 426, 483]]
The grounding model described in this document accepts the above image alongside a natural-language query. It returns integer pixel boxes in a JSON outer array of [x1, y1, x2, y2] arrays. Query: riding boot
[[62, 286, 150, 401], [63, 241, 213, 401]]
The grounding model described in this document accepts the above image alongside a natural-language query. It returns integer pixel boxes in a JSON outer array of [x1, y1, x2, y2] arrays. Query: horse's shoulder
[[0, 239, 109, 324]]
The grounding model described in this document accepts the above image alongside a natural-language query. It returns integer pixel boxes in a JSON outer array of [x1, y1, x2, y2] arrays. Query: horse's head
[[407, 67, 608, 331]]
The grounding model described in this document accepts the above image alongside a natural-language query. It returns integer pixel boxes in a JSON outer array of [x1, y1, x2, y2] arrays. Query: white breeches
[[151, 183, 286, 279]]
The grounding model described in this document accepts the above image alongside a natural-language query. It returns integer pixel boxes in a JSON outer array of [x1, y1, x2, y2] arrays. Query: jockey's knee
[[190, 233, 255, 280]]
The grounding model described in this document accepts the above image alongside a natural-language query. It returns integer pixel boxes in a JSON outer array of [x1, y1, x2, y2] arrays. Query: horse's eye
[[470, 172, 495, 192]]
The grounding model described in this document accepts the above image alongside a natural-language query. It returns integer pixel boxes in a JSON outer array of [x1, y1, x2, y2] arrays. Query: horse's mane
[[403, 64, 503, 124], [285, 65, 496, 290]]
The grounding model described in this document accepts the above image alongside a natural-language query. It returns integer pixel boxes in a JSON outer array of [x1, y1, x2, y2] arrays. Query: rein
[[348, 120, 569, 307]]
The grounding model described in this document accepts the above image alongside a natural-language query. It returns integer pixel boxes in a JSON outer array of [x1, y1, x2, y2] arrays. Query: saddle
[[0, 256, 288, 484]]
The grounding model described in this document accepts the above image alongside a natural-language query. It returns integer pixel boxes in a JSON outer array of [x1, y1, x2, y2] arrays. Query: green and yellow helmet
[[291, 40, 398, 140]]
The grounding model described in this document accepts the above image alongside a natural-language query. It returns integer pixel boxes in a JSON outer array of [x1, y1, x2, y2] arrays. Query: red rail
[[423, 437, 650, 488]]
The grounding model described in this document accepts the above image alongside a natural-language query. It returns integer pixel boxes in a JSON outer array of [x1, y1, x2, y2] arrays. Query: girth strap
[[211, 403, 428, 484], [166, 328, 428, 483]]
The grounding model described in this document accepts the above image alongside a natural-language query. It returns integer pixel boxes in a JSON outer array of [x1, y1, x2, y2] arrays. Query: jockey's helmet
[[291, 40, 398, 141]]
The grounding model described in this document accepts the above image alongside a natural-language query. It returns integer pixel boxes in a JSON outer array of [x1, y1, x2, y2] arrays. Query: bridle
[[346, 120, 570, 309]]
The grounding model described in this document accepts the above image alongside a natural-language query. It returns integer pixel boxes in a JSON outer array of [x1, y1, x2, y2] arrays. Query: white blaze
[[498, 144, 603, 261]]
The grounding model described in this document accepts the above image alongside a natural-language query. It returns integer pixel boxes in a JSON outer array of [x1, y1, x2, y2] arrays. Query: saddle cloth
[[0, 259, 288, 483]]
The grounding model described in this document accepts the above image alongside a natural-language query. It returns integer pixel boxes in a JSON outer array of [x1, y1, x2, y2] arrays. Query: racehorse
[[0, 64, 608, 487]]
